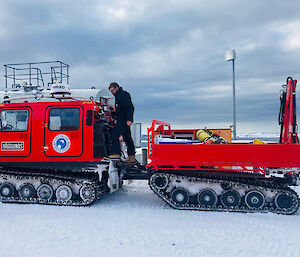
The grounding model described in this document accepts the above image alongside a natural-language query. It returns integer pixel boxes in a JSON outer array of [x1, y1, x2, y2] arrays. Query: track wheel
[[245, 190, 265, 209], [18, 183, 35, 199], [56, 185, 72, 202], [37, 184, 53, 201], [274, 192, 294, 209], [171, 188, 190, 205], [0, 183, 15, 198], [153, 174, 168, 189], [80, 185, 95, 202], [221, 190, 240, 208], [197, 189, 217, 207]]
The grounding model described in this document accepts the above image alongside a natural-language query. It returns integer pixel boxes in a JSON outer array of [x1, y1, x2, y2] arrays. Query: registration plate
[[1, 142, 24, 151]]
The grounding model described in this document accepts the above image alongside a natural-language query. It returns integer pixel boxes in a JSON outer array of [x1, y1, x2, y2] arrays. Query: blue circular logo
[[56, 138, 67, 149], [52, 134, 71, 153]]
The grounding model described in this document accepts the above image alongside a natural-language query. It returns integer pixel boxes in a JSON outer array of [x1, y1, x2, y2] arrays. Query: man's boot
[[125, 155, 138, 165], [103, 154, 121, 161]]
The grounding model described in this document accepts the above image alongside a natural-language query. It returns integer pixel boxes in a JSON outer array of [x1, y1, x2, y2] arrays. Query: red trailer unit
[[147, 120, 300, 174], [146, 78, 300, 215]]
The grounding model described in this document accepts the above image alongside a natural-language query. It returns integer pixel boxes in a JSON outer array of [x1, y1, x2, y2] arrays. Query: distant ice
[[237, 133, 280, 138]]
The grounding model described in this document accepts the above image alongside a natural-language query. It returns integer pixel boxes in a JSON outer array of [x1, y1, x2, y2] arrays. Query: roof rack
[[4, 61, 69, 89]]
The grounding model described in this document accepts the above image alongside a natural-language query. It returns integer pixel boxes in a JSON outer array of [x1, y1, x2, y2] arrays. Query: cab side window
[[0, 109, 29, 131], [49, 108, 80, 131]]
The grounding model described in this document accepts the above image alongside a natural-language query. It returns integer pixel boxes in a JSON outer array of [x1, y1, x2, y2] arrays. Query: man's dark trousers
[[111, 120, 135, 156]]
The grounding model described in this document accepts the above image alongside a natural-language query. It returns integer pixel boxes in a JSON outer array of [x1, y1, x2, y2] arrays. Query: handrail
[[4, 61, 69, 89], [147, 120, 171, 160], [2, 95, 86, 103]]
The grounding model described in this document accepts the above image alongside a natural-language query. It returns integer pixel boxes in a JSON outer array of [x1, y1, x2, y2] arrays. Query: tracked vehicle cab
[[0, 61, 124, 206], [0, 61, 114, 169]]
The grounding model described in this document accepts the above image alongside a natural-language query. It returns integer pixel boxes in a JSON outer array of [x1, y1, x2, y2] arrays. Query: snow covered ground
[[0, 181, 300, 257]]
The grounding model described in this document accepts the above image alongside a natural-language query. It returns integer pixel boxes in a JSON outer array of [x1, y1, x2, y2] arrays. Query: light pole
[[225, 49, 237, 140]]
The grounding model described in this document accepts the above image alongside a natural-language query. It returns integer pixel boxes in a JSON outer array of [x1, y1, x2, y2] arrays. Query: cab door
[[44, 106, 83, 157], [0, 108, 31, 157]]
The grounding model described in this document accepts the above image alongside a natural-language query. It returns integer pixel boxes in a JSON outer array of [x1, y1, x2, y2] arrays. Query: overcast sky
[[1, 0, 300, 133]]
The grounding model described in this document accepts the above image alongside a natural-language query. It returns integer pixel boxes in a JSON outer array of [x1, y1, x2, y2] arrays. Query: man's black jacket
[[114, 87, 135, 122]]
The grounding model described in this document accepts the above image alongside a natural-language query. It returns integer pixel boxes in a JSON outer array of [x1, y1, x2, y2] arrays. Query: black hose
[[278, 85, 286, 125], [279, 85, 286, 143]]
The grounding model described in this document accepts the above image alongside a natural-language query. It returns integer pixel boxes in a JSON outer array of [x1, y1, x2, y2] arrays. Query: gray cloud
[[1, 0, 300, 133]]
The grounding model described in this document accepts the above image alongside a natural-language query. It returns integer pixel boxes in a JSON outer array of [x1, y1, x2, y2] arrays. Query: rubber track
[[0, 168, 107, 206], [149, 170, 299, 215]]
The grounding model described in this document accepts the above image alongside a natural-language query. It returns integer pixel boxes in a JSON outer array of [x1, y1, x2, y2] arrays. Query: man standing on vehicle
[[107, 82, 137, 164]]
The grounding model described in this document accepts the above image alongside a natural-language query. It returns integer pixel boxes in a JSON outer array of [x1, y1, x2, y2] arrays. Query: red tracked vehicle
[[146, 77, 300, 214], [0, 61, 300, 214], [0, 61, 121, 206]]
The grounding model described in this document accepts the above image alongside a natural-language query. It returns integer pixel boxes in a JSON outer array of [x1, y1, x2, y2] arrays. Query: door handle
[[42, 146, 49, 151]]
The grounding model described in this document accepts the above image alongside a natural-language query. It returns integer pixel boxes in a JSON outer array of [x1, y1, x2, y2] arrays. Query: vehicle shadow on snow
[[91, 182, 300, 216]]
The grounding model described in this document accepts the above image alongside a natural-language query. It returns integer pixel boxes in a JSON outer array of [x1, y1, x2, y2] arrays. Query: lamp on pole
[[225, 49, 237, 140]]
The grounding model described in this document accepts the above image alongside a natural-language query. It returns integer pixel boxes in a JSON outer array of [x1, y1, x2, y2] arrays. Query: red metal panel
[[147, 120, 300, 173], [0, 100, 97, 164], [0, 107, 32, 157], [44, 105, 83, 157], [149, 143, 300, 168], [281, 79, 299, 143]]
